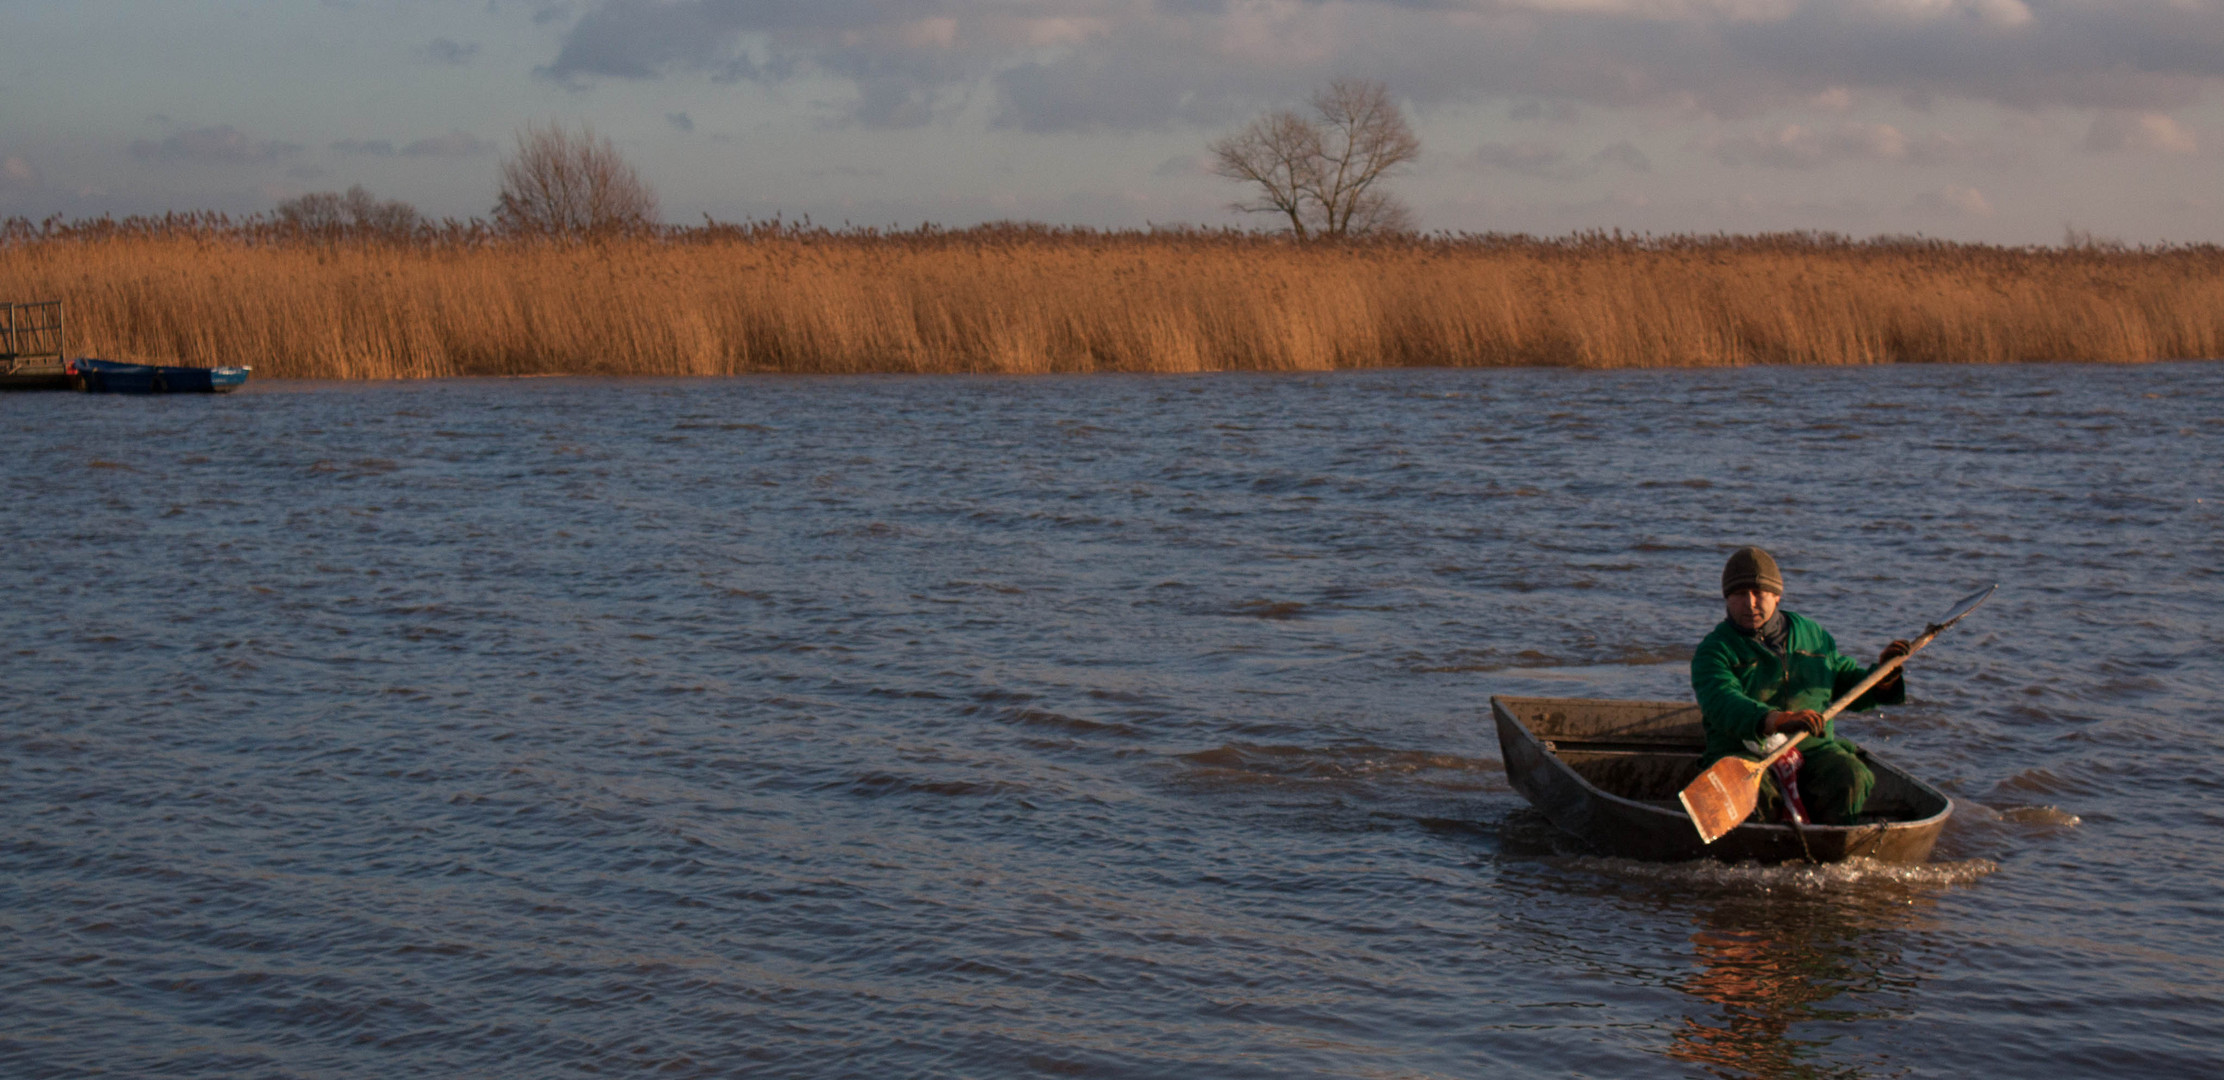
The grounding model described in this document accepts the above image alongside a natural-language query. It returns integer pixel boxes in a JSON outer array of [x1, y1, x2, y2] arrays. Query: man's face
[[1724, 587, 1780, 631]]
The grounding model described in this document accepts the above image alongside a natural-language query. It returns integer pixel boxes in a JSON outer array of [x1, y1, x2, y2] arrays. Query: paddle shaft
[[1749, 620, 1948, 773]]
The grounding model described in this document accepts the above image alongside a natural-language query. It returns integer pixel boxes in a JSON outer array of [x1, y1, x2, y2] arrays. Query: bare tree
[[276, 190, 348, 231], [1209, 78, 1420, 239], [1307, 80, 1421, 236], [340, 185, 421, 234], [493, 122, 660, 237], [1209, 109, 1325, 240], [275, 185, 420, 236]]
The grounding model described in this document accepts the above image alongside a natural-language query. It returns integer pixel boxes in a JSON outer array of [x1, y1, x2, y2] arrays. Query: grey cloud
[[541, 0, 969, 124], [131, 125, 302, 163], [667, 111, 695, 132], [2, 154, 42, 192], [1594, 142, 1650, 173], [1706, 123, 1906, 169], [541, 0, 1257, 128], [1901, 133, 2010, 168], [535, 1, 2224, 133], [401, 132, 495, 157], [1706, 122, 2015, 169], [537, 0, 873, 84], [1471, 140, 1648, 181], [1472, 141, 1565, 177], [543, 0, 739, 80], [1704, 2, 2224, 113], [1508, 99, 1582, 124], [849, 77, 945, 130], [2083, 111, 2199, 155], [427, 38, 482, 65], [1153, 154, 1205, 178], [1908, 184, 1995, 217], [993, 55, 1223, 134], [333, 133, 492, 158]]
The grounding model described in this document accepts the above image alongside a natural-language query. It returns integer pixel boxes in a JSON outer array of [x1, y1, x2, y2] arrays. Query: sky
[[2, 0, 2221, 244]]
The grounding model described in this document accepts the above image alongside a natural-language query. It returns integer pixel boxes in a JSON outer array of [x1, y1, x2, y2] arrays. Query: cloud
[[1910, 183, 1993, 216], [1707, 122, 1906, 167], [330, 133, 493, 158], [539, 0, 772, 83], [540, 1, 987, 125], [400, 131, 495, 157], [1594, 141, 1652, 172], [667, 111, 694, 132], [992, 48, 1234, 132], [1509, 99, 1584, 123], [130, 125, 302, 164], [2, 154, 41, 192], [2083, 111, 2198, 155], [1470, 140, 1651, 180], [531, 0, 2224, 132], [1704, 121, 2006, 168], [1810, 86, 1853, 111], [426, 38, 482, 65]]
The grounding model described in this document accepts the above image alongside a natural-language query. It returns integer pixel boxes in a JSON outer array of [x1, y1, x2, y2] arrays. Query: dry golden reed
[[3, 218, 2220, 378]]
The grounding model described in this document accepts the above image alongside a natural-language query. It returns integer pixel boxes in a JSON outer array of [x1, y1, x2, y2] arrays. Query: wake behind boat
[[1492, 695, 1952, 864]]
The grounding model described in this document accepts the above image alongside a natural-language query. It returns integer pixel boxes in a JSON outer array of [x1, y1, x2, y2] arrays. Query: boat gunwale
[[70, 357, 252, 377]]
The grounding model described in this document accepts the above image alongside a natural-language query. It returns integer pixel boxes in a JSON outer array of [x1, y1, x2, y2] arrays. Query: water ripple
[[4, 364, 2221, 1078]]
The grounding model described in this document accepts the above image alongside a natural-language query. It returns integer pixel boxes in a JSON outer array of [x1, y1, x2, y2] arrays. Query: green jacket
[[1690, 610, 1904, 766]]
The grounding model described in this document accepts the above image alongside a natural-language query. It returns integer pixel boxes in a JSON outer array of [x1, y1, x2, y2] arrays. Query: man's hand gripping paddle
[[1677, 584, 1997, 845]]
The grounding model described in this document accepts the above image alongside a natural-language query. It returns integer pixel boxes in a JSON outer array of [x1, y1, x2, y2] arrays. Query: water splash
[[1556, 853, 2001, 893]]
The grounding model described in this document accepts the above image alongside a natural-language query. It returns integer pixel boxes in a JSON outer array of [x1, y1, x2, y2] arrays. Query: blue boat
[[67, 357, 251, 394]]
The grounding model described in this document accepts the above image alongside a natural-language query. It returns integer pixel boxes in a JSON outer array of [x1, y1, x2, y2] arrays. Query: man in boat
[[1691, 547, 1910, 825]]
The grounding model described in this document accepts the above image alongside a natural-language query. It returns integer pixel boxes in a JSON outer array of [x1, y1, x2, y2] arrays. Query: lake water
[[3, 364, 2218, 1078]]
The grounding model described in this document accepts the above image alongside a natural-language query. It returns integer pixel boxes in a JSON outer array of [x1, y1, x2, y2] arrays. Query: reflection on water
[[1522, 855, 1989, 1079], [1669, 890, 1928, 1079]]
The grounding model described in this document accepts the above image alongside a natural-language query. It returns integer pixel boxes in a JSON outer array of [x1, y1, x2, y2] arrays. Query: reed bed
[[3, 217, 2220, 377]]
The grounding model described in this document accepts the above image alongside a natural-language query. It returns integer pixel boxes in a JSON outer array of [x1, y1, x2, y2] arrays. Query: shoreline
[[200, 354, 2221, 386]]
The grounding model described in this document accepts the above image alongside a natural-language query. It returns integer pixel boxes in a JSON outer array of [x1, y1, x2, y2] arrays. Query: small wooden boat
[[68, 357, 250, 394], [1492, 695, 1952, 864]]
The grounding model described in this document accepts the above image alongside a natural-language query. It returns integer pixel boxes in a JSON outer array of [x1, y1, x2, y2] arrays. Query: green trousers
[[1755, 742, 1875, 825]]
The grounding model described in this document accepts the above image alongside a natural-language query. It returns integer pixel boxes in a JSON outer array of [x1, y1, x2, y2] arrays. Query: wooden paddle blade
[[1679, 756, 1766, 844]]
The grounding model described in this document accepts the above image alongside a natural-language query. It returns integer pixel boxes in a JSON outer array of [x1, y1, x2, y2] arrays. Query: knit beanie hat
[[1722, 546, 1784, 596]]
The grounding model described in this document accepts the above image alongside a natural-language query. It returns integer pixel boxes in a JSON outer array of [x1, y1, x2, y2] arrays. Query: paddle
[[1677, 583, 1997, 844]]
